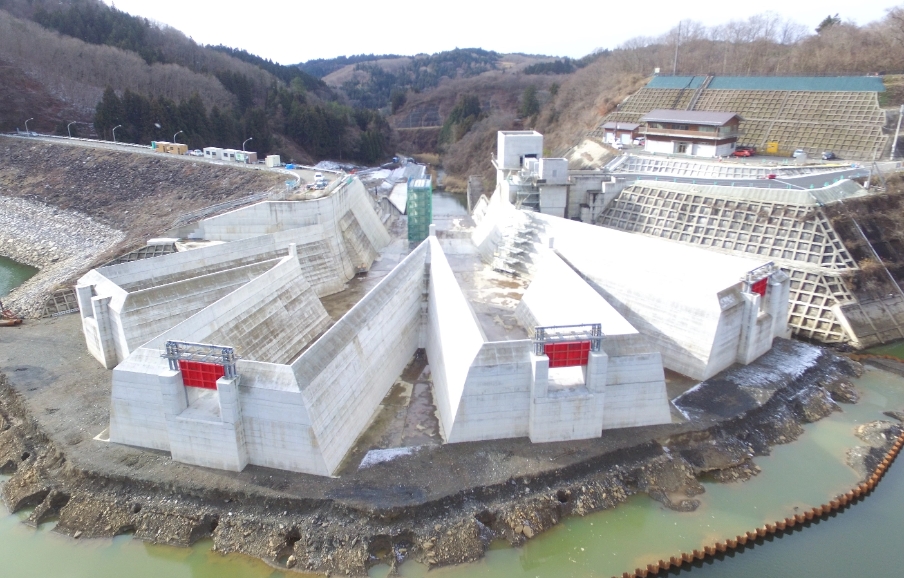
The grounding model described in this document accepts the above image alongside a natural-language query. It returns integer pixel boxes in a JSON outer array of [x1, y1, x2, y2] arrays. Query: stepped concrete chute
[[146, 250, 330, 364]]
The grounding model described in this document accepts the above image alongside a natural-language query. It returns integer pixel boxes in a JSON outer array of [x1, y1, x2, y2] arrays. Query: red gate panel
[[545, 341, 591, 368], [751, 278, 768, 297], [178, 359, 224, 389]]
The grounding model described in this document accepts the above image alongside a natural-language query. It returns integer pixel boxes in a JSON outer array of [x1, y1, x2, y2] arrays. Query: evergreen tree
[[519, 86, 540, 119], [816, 14, 842, 34], [438, 94, 482, 145], [94, 87, 123, 140]]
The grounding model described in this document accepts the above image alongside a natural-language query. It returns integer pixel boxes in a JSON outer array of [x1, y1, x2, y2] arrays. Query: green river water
[[1, 367, 902, 577], [3, 215, 904, 576], [0, 255, 37, 299]]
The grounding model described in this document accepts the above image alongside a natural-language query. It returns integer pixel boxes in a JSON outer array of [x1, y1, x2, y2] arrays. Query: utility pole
[[672, 21, 681, 76], [891, 104, 904, 160]]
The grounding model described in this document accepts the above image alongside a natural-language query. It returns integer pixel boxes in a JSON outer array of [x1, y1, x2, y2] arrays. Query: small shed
[[203, 147, 224, 160], [602, 122, 640, 145]]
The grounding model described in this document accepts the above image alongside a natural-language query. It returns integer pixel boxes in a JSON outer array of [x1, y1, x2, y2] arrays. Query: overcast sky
[[103, 0, 898, 65]]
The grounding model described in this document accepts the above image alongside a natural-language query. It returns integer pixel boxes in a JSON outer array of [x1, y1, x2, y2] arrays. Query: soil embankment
[[0, 314, 872, 576], [0, 137, 286, 316]]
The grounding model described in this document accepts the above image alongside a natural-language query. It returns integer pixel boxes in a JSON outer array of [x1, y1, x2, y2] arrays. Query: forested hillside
[[0, 0, 391, 163], [412, 9, 904, 190], [4, 0, 904, 181]]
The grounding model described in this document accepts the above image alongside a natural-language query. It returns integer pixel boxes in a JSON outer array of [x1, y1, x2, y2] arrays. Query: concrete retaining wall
[[181, 178, 390, 251], [109, 347, 172, 451], [450, 341, 533, 442], [292, 242, 428, 474], [237, 361, 329, 475], [148, 253, 330, 365], [536, 214, 788, 381], [424, 237, 486, 440]]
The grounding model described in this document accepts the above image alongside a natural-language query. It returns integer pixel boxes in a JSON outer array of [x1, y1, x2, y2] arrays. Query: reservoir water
[[0, 255, 37, 299]]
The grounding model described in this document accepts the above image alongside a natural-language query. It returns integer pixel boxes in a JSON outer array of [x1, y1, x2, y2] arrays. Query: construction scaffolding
[[407, 177, 433, 244]]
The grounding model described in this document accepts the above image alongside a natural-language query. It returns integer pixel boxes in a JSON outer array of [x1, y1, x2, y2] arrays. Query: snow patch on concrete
[[358, 446, 421, 469]]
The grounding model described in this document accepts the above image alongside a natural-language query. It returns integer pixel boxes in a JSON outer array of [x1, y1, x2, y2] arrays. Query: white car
[[614, 142, 624, 150], [314, 172, 324, 181]]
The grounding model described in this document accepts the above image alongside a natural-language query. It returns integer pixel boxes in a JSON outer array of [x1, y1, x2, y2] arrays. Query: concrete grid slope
[[598, 180, 904, 346], [592, 76, 888, 159]]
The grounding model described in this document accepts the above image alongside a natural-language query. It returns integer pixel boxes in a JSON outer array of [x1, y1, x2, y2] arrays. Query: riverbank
[[0, 314, 871, 576], [0, 196, 123, 317], [0, 138, 288, 318]]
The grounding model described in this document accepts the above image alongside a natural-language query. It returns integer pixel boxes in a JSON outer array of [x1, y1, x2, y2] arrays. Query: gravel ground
[[0, 137, 286, 317], [0, 196, 123, 316]]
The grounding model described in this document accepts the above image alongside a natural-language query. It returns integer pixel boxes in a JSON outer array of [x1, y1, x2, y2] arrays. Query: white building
[[203, 147, 223, 160], [493, 131, 569, 217], [639, 109, 741, 158]]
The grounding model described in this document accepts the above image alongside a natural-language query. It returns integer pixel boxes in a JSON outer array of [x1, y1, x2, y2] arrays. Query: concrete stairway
[[490, 215, 544, 278]]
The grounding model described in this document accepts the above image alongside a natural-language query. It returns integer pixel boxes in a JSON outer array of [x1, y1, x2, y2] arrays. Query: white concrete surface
[[531, 213, 788, 380], [497, 131, 543, 170], [78, 176, 390, 367], [291, 242, 428, 473]]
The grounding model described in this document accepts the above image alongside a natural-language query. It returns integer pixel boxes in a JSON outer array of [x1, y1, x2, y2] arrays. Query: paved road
[[0, 133, 342, 187], [614, 167, 871, 190]]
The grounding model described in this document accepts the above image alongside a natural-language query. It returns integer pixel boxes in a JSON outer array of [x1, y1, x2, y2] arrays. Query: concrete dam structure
[[598, 179, 904, 348], [75, 162, 791, 476], [475, 190, 790, 381], [77, 177, 389, 369]]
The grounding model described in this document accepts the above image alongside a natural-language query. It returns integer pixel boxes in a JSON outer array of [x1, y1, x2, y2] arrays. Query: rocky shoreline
[[0, 340, 886, 576], [0, 196, 123, 317]]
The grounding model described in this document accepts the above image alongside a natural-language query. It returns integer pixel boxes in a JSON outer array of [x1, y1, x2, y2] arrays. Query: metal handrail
[[532, 323, 603, 355], [162, 340, 239, 378]]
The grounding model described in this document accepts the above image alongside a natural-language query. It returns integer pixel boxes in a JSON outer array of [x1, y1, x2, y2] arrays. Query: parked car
[[822, 151, 837, 160], [613, 142, 624, 150], [633, 137, 646, 146], [792, 149, 807, 159], [189, 149, 203, 157], [730, 148, 755, 157], [767, 173, 777, 179]]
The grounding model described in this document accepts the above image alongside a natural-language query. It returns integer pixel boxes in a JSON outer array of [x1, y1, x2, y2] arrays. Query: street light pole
[[173, 130, 184, 143], [67, 121, 77, 138], [243, 137, 253, 151], [112, 125, 122, 143], [24, 118, 34, 134]]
